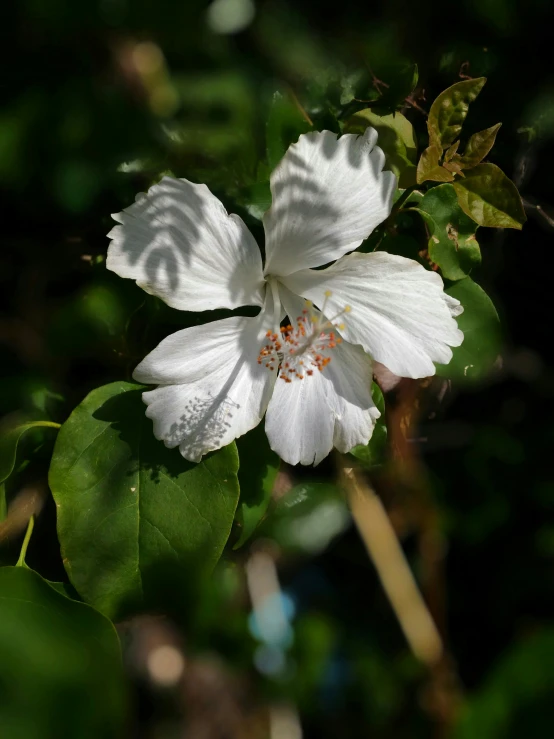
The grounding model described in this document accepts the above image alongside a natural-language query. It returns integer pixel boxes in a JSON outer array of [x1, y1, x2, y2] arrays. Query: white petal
[[133, 308, 277, 462], [275, 281, 309, 324], [265, 365, 332, 466], [325, 342, 381, 454], [107, 176, 265, 311], [282, 252, 464, 379], [263, 129, 396, 277], [444, 292, 463, 317], [265, 339, 378, 466]]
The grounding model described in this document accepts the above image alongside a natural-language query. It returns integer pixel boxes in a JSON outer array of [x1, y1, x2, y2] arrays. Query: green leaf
[[0, 567, 125, 739], [49, 381, 240, 619], [428, 77, 487, 149], [415, 183, 481, 280], [344, 110, 417, 187], [240, 180, 272, 221], [372, 62, 419, 112], [453, 163, 526, 229], [261, 483, 349, 555], [233, 425, 280, 549], [266, 90, 312, 171], [454, 627, 554, 739], [350, 383, 388, 468], [416, 145, 455, 184], [454, 123, 502, 169], [0, 420, 60, 485], [437, 277, 501, 381], [47, 580, 82, 600], [339, 69, 371, 106]]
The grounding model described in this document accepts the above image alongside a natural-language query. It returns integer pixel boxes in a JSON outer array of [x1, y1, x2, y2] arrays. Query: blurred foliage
[[1, 0, 554, 737]]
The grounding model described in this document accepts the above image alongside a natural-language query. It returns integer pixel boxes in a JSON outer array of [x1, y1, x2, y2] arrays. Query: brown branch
[[339, 463, 443, 666]]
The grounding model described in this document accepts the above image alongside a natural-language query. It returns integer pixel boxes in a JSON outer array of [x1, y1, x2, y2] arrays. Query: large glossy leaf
[[0, 567, 125, 739], [415, 183, 481, 280], [233, 424, 280, 549], [49, 381, 240, 618], [428, 77, 486, 148], [453, 163, 526, 229], [437, 277, 501, 381], [344, 109, 417, 187]]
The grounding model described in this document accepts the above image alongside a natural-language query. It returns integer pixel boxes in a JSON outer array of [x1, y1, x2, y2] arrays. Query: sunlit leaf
[[443, 159, 465, 176], [453, 163, 526, 229], [344, 109, 417, 187], [428, 77, 487, 148], [0, 567, 125, 739], [49, 381, 240, 619], [444, 140, 460, 162], [437, 277, 501, 381], [454, 123, 502, 169], [415, 183, 481, 280], [416, 145, 455, 184]]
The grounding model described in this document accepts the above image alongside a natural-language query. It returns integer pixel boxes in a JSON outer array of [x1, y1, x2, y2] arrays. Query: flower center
[[257, 292, 350, 382]]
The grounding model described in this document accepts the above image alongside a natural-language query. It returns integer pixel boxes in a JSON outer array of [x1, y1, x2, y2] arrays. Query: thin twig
[[523, 198, 554, 228], [286, 86, 313, 127], [16, 514, 34, 566], [340, 464, 443, 666]]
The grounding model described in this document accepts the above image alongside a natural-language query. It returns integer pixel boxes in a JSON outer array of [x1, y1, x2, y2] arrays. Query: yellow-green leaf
[[444, 140, 460, 162], [443, 160, 465, 175], [454, 123, 502, 169], [453, 163, 526, 229], [428, 77, 487, 149], [416, 145, 455, 184], [344, 109, 417, 188]]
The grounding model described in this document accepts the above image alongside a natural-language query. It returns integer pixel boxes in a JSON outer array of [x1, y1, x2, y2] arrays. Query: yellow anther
[[344, 305, 351, 313], [324, 290, 332, 298], [338, 323, 345, 330]]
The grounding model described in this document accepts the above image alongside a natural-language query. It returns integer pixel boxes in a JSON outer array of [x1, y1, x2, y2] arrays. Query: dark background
[[1, 0, 554, 736]]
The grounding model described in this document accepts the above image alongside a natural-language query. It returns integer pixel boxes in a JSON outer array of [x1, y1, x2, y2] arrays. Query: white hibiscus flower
[[107, 129, 463, 465]]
